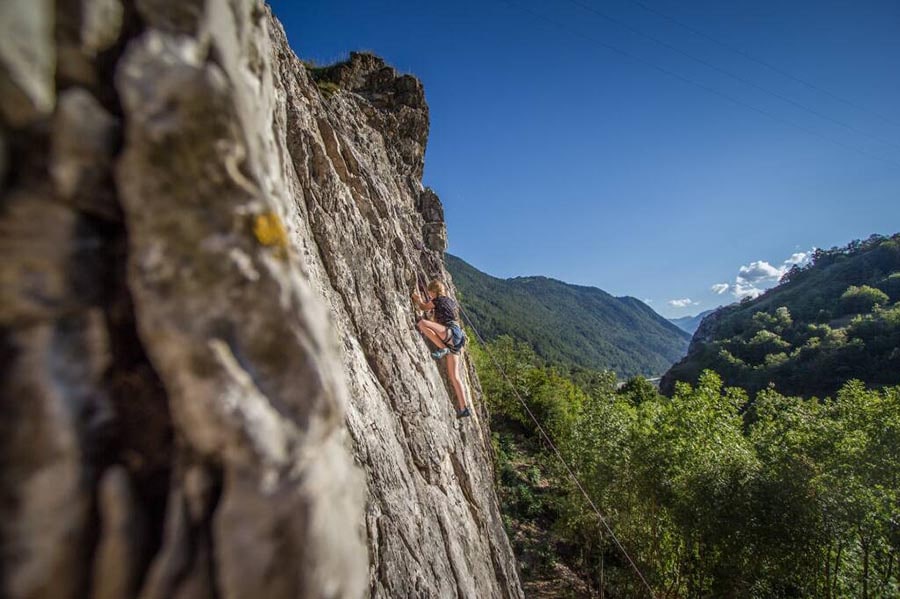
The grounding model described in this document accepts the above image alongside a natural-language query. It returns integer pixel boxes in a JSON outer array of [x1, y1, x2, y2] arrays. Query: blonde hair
[[427, 280, 446, 297]]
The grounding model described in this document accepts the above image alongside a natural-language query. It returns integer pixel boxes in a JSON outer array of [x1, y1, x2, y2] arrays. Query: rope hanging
[[457, 305, 658, 599]]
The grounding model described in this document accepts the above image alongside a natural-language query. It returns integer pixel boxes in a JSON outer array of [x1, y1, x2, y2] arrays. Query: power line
[[497, 0, 900, 170], [564, 0, 900, 154], [457, 305, 659, 599], [622, 0, 900, 131]]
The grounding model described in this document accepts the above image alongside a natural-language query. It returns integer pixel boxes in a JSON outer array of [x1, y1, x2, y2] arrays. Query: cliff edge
[[0, 1, 522, 598]]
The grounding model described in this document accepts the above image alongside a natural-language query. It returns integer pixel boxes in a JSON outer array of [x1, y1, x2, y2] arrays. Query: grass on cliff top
[[301, 58, 343, 97], [315, 80, 341, 97]]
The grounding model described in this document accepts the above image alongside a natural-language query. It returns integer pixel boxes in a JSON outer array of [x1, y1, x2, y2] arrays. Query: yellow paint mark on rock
[[253, 212, 289, 258]]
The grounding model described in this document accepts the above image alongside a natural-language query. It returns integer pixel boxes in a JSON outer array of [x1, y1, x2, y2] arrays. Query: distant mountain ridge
[[669, 309, 716, 334], [446, 254, 690, 377]]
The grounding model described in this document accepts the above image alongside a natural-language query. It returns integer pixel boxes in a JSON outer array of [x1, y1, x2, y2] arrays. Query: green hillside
[[662, 233, 900, 397], [446, 254, 690, 378]]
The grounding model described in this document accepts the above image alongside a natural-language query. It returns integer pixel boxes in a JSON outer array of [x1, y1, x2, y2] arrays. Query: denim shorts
[[444, 322, 466, 354]]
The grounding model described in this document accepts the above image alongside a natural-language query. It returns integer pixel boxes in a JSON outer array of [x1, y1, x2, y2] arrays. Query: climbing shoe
[[456, 407, 471, 419], [431, 348, 450, 360]]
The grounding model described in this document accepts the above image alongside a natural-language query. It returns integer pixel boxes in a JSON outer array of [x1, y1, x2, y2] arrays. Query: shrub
[[839, 285, 889, 315]]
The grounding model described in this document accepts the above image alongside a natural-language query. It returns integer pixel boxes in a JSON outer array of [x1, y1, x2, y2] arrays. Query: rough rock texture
[[285, 49, 522, 596], [1, 1, 522, 598], [0, 0, 56, 125]]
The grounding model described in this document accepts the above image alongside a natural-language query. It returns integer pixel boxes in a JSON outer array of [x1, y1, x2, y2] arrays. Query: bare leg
[[445, 352, 467, 411], [416, 319, 466, 411], [417, 318, 449, 339], [416, 319, 448, 349]]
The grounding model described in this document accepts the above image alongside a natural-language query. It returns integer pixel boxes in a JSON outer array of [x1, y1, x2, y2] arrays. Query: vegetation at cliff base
[[663, 233, 900, 397], [473, 335, 900, 598]]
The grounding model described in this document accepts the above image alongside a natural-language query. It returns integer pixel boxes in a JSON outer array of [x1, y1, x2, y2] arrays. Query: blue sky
[[269, 0, 900, 318]]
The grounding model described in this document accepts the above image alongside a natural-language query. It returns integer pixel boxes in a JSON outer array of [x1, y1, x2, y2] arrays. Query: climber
[[411, 280, 470, 418]]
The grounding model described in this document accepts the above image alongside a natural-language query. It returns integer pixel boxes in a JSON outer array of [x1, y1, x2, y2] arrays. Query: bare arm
[[411, 291, 434, 311]]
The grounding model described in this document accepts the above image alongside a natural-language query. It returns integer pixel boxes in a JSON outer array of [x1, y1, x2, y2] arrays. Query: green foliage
[[751, 306, 793, 333], [446, 253, 690, 378], [477, 328, 900, 597], [840, 285, 890, 315], [471, 334, 584, 438], [747, 382, 900, 598], [617, 375, 658, 405], [847, 301, 900, 360], [878, 271, 900, 298], [664, 233, 900, 397]]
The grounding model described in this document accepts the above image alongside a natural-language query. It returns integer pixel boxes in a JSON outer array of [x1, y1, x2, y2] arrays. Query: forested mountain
[[662, 233, 900, 397], [669, 309, 716, 334], [446, 254, 690, 377]]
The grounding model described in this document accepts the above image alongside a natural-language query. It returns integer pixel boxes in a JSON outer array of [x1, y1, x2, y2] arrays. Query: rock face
[[0, 2, 522, 599]]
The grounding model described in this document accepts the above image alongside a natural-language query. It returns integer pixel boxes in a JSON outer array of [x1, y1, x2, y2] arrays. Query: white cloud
[[784, 251, 811, 266], [732, 281, 764, 300], [643, 298, 654, 304], [713, 247, 815, 300], [737, 260, 784, 285], [668, 298, 697, 308]]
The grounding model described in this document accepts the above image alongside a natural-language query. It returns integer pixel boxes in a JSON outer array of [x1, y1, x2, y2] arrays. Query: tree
[[840, 285, 889, 315], [879, 272, 900, 302], [780, 263, 803, 284], [617, 376, 660, 405], [476, 320, 900, 597]]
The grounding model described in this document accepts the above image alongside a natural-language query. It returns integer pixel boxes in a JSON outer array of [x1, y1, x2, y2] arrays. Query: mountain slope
[[669, 309, 715, 334], [662, 233, 900, 397], [447, 254, 690, 377]]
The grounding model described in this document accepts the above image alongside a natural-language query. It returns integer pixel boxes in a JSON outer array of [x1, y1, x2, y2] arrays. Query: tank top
[[431, 296, 459, 326]]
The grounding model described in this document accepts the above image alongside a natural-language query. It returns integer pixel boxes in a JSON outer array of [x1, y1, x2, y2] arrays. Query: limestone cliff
[[0, 1, 522, 598]]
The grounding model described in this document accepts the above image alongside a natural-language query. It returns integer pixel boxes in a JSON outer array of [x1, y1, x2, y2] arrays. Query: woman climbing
[[411, 280, 470, 418]]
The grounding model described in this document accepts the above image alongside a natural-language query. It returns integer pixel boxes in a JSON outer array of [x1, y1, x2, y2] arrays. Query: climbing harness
[[442, 321, 467, 354], [458, 305, 659, 599]]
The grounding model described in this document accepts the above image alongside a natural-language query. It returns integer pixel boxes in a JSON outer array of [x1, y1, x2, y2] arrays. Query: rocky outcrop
[[1, 1, 522, 598]]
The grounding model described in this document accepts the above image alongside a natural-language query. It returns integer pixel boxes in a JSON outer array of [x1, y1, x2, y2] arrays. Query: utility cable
[[622, 0, 900, 131], [564, 0, 900, 154], [497, 0, 900, 170]]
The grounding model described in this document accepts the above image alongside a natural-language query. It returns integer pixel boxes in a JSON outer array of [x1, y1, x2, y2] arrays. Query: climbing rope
[[457, 305, 658, 599]]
